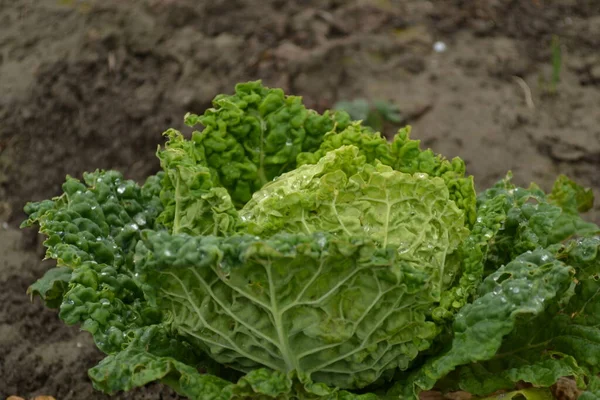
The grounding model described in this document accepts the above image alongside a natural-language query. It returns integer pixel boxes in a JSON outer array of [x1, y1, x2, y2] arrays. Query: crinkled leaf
[[60, 260, 162, 353], [89, 325, 234, 399], [228, 369, 381, 400], [297, 125, 476, 226], [390, 127, 476, 225], [436, 174, 596, 320], [446, 355, 585, 396], [92, 325, 380, 400], [549, 237, 600, 374], [27, 266, 72, 308], [581, 376, 600, 400], [432, 193, 510, 321], [135, 231, 440, 390], [398, 236, 600, 399], [88, 301, 375, 399], [242, 145, 468, 303], [22, 81, 600, 400], [481, 174, 599, 274], [393, 250, 574, 399], [549, 174, 594, 214], [157, 128, 239, 236], [182, 81, 350, 206], [296, 123, 394, 167], [22, 171, 164, 353]]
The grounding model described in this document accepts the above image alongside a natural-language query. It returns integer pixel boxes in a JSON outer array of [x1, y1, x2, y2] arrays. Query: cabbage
[[23, 81, 600, 399]]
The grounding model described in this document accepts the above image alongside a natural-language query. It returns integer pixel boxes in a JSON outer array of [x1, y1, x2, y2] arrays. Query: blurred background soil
[[1, 0, 599, 398]]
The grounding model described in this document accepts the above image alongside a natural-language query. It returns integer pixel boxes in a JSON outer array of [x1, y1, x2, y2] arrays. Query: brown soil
[[1, 0, 599, 398]]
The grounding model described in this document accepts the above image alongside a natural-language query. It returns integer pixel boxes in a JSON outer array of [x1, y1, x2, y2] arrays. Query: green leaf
[[394, 249, 575, 399], [90, 326, 382, 400], [241, 145, 468, 304], [135, 231, 441, 390], [373, 101, 403, 124], [397, 236, 600, 399], [433, 191, 511, 321], [89, 325, 233, 399], [581, 376, 600, 400], [449, 355, 585, 396], [24, 82, 600, 400], [297, 125, 476, 226], [333, 99, 371, 123], [549, 175, 594, 214], [228, 369, 380, 399], [550, 237, 600, 374], [296, 123, 394, 168], [157, 128, 239, 236], [437, 174, 597, 321], [182, 81, 350, 206], [333, 99, 402, 132], [27, 266, 72, 308], [436, 235, 600, 399], [545, 175, 599, 243], [390, 127, 476, 225], [22, 170, 164, 353], [481, 174, 599, 274]]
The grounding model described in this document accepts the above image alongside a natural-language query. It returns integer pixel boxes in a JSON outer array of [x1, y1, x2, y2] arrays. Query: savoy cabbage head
[[22, 81, 600, 400]]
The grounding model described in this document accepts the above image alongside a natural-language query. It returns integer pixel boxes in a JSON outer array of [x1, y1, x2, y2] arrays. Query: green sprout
[[333, 98, 402, 132], [539, 35, 562, 95]]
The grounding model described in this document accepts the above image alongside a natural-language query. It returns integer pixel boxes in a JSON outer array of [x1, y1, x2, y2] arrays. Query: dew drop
[[317, 235, 327, 249], [134, 214, 146, 226]]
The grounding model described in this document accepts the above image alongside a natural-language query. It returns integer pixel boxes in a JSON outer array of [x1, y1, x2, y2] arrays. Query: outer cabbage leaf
[[400, 178, 600, 398], [134, 230, 441, 391], [392, 249, 575, 399], [481, 174, 599, 273], [91, 325, 380, 400], [157, 128, 239, 236], [27, 266, 72, 308], [21, 171, 164, 353], [435, 174, 598, 320], [395, 235, 600, 400], [89, 325, 234, 399], [444, 355, 585, 396], [181, 81, 350, 206], [549, 174, 594, 214], [433, 191, 511, 321], [547, 175, 599, 242], [549, 236, 600, 374], [581, 376, 600, 400], [427, 237, 600, 398]]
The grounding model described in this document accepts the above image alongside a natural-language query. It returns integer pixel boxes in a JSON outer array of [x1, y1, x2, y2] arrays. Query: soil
[[1, 0, 599, 398]]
